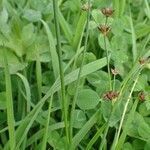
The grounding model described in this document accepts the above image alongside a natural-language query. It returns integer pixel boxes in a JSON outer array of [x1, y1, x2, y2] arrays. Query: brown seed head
[[139, 58, 149, 65], [103, 91, 119, 101], [81, 3, 91, 11], [138, 91, 145, 102], [98, 25, 111, 36], [101, 8, 114, 17], [111, 68, 119, 75]]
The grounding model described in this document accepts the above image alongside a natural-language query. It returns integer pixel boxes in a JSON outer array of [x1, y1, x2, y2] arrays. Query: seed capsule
[[103, 91, 119, 101], [111, 68, 119, 75], [138, 91, 145, 102], [98, 25, 111, 36], [101, 8, 114, 17]]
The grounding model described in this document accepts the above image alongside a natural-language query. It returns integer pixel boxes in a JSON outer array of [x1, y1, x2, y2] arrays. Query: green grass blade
[[86, 123, 107, 150], [72, 110, 100, 148], [16, 73, 32, 112], [5, 57, 106, 148], [3, 49, 16, 150], [27, 122, 64, 147], [41, 20, 59, 79], [36, 47, 42, 101], [115, 99, 139, 150], [72, 12, 87, 51], [112, 72, 140, 150], [58, 8, 73, 43], [130, 11, 137, 62], [53, 0, 69, 144], [119, 0, 126, 16], [41, 95, 53, 150], [112, 0, 120, 17]]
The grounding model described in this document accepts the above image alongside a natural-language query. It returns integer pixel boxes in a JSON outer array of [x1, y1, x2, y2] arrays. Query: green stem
[[113, 75, 116, 91], [69, 0, 91, 144], [53, 0, 69, 144], [99, 105, 113, 150], [111, 71, 141, 150], [104, 35, 112, 90]]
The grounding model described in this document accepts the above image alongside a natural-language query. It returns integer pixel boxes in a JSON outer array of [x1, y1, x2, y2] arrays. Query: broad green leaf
[[144, 139, 150, 150], [72, 109, 87, 128], [76, 89, 100, 110], [23, 9, 42, 22]]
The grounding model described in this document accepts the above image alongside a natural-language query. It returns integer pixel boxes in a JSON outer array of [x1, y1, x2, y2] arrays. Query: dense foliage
[[0, 0, 150, 149]]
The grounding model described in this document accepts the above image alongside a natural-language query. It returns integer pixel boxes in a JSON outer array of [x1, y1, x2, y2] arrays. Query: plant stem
[[99, 105, 113, 150], [53, 0, 69, 144], [104, 16, 112, 91], [69, 0, 91, 144], [112, 72, 140, 150], [104, 35, 112, 90], [113, 75, 116, 91]]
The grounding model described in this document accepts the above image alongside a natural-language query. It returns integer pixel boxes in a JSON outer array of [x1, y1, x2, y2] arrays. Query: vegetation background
[[0, 0, 150, 149]]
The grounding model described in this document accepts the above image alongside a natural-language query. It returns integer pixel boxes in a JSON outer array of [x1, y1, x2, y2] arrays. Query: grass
[[0, 0, 150, 149]]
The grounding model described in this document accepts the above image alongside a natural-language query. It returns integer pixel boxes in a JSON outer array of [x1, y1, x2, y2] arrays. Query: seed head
[[101, 8, 114, 17], [103, 91, 119, 101], [139, 57, 149, 65], [98, 25, 111, 36], [111, 68, 119, 76], [81, 3, 91, 11], [138, 91, 145, 102]]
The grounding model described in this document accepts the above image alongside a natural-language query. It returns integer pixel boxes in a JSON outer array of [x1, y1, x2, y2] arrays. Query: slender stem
[[104, 16, 112, 90], [104, 35, 112, 90], [53, 0, 69, 143], [112, 72, 140, 150], [113, 75, 116, 91], [99, 105, 113, 150], [69, 0, 91, 144]]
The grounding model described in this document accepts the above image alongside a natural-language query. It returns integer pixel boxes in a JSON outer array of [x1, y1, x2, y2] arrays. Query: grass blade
[[72, 110, 100, 148], [41, 20, 59, 79], [86, 123, 107, 150], [3, 48, 16, 150], [115, 99, 139, 150], [72, 12, 87, 51]]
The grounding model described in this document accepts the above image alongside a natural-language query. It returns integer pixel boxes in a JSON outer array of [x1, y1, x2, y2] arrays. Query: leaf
[[72, 110, 100, 148], [76, 89, 100, 110], [123, 142, 133, 150], [23, 9, 42, 22], [144, 139, 150, 150], [138, 121, 150, 139], [7, 57, 107, 148], [98, 34, 111, 51], [21, 23, 35, 47], [72, 109, 87, 128], [72, 12, 86, 51], [0, 8, 8, 23]]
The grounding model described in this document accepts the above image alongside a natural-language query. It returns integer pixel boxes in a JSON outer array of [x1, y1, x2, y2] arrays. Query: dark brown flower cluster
[[98, 8, 114, 36], [101, 8, 114, 17], [98, 25, 111, 36], [138, 91, 145, 102], [139, 57, 149, 65], [103, 91, 119, 101]]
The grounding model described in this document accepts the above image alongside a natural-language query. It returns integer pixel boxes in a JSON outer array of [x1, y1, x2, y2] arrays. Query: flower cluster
[[98, 8, 114, 36], [103, 91, 119, 101]]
